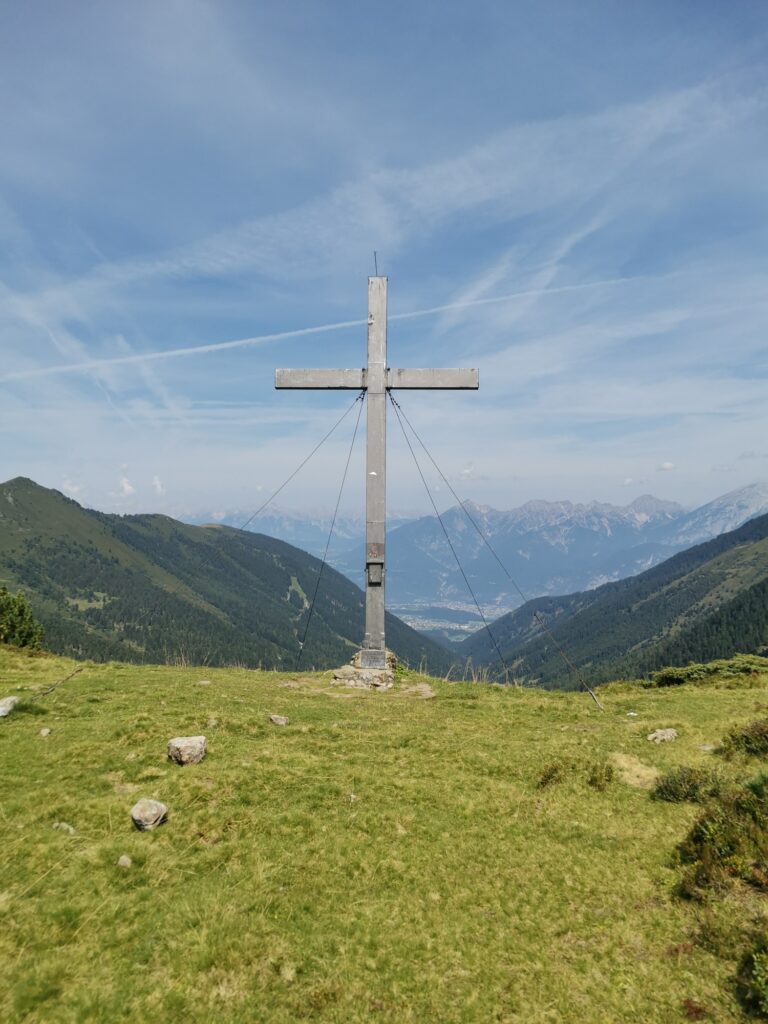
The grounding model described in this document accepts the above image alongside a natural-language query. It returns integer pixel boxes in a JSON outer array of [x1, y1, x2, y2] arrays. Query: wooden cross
[[276, 277, 479, 669]]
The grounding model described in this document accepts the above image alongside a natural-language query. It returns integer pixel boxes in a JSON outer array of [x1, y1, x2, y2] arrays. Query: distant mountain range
[[5, 477, 767, 689], [0, 478, 451, 674], [460, 510, 768, 687], [187, 484, 768, 638], [377, 483, 768, 612]]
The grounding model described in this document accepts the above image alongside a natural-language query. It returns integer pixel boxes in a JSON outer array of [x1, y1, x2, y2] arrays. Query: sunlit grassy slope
[[2, 645, 768, 1023]]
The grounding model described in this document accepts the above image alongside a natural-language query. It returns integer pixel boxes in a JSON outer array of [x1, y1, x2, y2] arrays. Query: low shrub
[[537, 759, 615, 791], [537, 761, 567, 788], [677, 779, 768, 899], [720, 719, 768, 758], [650, 655, 768, 689], [586, 760, 614, 791], [653, 766, 722, 804], [737, 931, 768, 1018], [653, 666, 708, 687]]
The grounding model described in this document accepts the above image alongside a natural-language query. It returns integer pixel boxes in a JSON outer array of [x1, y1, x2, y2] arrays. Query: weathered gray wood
[[275, 368, 365, 390], [387, 368, 478, 389], [275, 276, 479, 670], [364, 277, 387, 666]]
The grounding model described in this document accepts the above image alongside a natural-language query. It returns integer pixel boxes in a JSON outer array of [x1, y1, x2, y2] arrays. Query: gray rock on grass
[[269, 715, 289, 727], [167, 735, 206, 765], [0, 696, 20, 718], [647, 728, 678, 743], [52, 821, 76, 835], [130, 798, 168, 831], [40, 728, 52, 737], [117, 854, 133, 869]]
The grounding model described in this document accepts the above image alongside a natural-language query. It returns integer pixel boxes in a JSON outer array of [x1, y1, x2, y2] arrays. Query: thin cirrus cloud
[[0, 5, 767, 514]]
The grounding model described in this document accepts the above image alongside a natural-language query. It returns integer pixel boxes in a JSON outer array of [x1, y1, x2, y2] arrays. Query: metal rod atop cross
[[276, 277, 479, 669]]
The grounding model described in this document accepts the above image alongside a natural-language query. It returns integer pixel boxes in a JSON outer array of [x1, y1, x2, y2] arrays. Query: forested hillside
[[461, 511, 768, 686], [0, 478, 452, 673]]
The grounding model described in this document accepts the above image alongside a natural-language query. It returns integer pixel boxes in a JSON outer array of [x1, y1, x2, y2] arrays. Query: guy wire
[[295, 392, 366, 669], [389, 393, 604, 710], [388, 392, 515, 685], [236, 390, 366, 534]]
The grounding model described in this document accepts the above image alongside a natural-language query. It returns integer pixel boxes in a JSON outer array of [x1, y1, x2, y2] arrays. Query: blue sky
[[2, 0, 768, 518]]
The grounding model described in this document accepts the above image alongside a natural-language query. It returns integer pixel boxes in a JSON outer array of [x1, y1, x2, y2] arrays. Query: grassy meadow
[[2, 646, 768, 1022]]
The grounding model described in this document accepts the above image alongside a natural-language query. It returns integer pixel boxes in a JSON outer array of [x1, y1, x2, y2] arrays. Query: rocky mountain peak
[[626, 494, 684, 516]]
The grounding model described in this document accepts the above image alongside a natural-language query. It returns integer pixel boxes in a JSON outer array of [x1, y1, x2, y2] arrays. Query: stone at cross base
[[332, 649, 398, 690]]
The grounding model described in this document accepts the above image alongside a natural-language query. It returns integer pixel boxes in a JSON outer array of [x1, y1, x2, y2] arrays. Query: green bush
[[653, 766, 722, 804], [537, 761, 567, 788], [586, 761, 614, 791], [536, 759, 615, 792], [652, 665, 708, 687], [0, 588, 44, 650], [677, 780, 768, 899], [651, 655, 768, 688], [737, 932, 768, 1017], [720, 719, 768, 758]]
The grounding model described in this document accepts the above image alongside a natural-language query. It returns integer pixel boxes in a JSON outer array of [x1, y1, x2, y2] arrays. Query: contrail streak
[[0, 274, 652, 384], [0, 319, 367, 383], [388, 273, 645, 323]]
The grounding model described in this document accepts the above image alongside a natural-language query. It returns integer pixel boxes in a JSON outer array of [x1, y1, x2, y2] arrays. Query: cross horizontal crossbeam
[[275, 367, 479, 390]]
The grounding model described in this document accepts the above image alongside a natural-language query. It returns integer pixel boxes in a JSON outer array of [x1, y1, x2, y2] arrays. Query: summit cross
[[276, 277, 479, 669]]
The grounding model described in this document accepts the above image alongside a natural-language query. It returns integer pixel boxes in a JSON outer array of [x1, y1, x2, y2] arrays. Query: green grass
[[2, 646, 768, 1022]]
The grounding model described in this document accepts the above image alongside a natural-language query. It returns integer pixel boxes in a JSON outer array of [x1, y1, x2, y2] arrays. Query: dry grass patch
[[610, 752, 661, 789]]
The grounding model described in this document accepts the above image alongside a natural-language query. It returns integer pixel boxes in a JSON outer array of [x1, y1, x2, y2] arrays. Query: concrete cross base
[[331, 649, 397, 690]]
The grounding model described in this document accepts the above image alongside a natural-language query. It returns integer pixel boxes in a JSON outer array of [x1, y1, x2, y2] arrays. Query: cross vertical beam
[[275, 276, 478, 671], [362, 277, 387, 667]]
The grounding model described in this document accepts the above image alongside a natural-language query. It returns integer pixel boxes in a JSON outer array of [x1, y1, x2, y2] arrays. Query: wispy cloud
[[0, 273, 671, 384], [1, 7, 767, 514]]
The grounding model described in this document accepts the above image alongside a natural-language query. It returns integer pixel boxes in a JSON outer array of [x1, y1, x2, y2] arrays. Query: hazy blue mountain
[[182, 507, 417, 560], [460, 511, 768, 687], [335, 484, 768, 623]]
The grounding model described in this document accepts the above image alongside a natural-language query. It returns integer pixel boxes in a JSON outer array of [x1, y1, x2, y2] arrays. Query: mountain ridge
[[335, 482, 768, 617], [0, 477, 451, 673]]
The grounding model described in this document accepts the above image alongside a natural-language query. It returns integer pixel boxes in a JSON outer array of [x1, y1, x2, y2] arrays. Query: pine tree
[[0, 588, 44, 649]]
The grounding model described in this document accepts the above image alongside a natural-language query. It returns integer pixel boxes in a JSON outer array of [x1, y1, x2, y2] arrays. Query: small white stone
[[0, 696, 20, 718], [167, 735, 207, 765], [196, 679, 212, 686], [39, 727, 52, 737], [647, 728, 678, 743], [117, 854, 132, 869], [130, 798, 168, 831], [269, 715, 289, 727], [52, 821, 76, 835], [627, 712, 638, 717]]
